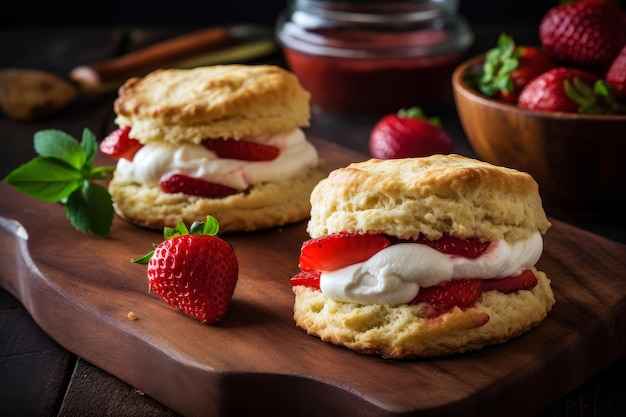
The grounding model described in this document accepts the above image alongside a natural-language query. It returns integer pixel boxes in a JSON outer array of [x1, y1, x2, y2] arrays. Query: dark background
[[6, 0, 556, 27]]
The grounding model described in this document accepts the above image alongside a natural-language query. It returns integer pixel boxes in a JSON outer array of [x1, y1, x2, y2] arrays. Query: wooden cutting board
[[1, 138, 625, 417]]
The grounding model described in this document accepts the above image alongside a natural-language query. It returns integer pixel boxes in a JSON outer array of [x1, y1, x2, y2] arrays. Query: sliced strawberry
[[99, 127, 143, 161], [484, 269, 537, 294], [415, 235, 490, 259], [160, 173, 238, 198], [203, 138, 280, 161], [299, 232, 391, 272], [290, 270, 321, 289], [410, 279, 484, 315]]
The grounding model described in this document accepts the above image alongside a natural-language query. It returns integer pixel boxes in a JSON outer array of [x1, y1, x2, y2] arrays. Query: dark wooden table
[[1, 23, 624, 417]]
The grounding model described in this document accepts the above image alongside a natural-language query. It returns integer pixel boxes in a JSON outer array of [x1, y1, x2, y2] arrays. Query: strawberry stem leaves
[[131, 216, 221, 264], [464, 33, 520, 97], [397, 107, 442, 127], [564, 77, 626, 114], [190, 215, 219, 236], [4, 129, 116, 237]]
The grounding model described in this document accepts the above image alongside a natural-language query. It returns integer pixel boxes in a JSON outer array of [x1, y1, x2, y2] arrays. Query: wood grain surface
[[1, 138, 624, 417]]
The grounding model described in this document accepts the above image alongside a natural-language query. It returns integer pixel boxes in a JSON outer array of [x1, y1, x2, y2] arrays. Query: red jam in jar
[[276, 0, 474, 113]]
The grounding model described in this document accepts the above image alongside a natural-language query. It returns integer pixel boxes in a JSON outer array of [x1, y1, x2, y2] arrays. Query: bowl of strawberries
[[452, 0, 626, 219]]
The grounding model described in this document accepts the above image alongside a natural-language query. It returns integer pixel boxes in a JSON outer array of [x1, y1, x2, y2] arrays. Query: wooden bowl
[[452, 54, 626, 220]]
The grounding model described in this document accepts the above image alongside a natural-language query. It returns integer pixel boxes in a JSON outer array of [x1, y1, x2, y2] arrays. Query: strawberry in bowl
[[451, 0, 626, 218]]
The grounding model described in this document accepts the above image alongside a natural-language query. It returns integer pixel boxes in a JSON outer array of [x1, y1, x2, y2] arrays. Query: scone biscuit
[[292, 154, 555, 358], [294, 269, 554, 358], [105, 64, 322, 232], [308, 155, 551, 243], [114, 65, 310, 144], [109, 167, 326, 232]]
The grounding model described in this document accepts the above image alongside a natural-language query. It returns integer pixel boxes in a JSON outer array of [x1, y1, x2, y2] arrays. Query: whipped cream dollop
[[114, 128, 319, 190], [320, 231, 544, 306]]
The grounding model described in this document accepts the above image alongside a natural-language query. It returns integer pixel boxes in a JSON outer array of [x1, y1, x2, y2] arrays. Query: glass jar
[[276, 0, 474, 113]]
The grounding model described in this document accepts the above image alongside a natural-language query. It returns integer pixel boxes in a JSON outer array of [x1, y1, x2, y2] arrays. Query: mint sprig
[[4, 128, 116, 237]]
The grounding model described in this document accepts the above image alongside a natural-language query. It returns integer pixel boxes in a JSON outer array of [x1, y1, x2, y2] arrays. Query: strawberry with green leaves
[[466, 33, 557, 103], [517, 67, 626, 114], [369, 107, 453, 159], [539, 0, 626, 69], [132, 216, 239, 324], [4, 129, 115, 237]]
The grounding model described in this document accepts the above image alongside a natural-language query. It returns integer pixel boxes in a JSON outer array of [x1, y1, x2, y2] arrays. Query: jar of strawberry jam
[[276, 0, 474, 113]]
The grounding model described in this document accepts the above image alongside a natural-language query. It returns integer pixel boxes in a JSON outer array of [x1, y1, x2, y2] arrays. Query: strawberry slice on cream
[[291, 231, 544, 315], [102, 127, 319, 198]]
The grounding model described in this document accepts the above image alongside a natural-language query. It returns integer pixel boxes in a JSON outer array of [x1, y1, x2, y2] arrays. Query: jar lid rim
[[276, 19, 474, 58]]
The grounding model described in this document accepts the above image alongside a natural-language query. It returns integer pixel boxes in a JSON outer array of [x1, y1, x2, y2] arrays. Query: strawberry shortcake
[[100, 64, 324, 232], [290, 155, 555, 358]]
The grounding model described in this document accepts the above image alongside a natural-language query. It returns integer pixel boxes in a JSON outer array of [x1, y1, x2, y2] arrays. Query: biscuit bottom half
[[292, 268, 555, 359], [108, 167, 326, 233]]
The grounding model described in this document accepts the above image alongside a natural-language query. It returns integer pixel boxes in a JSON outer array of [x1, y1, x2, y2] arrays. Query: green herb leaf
[[5, 157, 83, 202], [4, 128, 116, 237], [34, 129, 86, 170], [65, 181, 114, 238], [81, 128, 98, 169]]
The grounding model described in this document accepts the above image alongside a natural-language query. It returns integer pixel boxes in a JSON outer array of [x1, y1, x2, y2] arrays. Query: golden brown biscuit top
[[308, 155, 551, 242], [113, 65, 310, 144]]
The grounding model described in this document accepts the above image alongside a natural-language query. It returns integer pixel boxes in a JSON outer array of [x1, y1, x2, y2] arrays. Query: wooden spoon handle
[[69, 27, 236, 90]]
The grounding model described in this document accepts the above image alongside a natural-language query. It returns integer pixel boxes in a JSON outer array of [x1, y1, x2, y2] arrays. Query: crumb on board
[[127, 311, 138, 321]]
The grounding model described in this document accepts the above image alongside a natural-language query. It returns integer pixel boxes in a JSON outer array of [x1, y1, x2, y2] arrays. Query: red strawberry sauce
[[282, 29, 464, 113]]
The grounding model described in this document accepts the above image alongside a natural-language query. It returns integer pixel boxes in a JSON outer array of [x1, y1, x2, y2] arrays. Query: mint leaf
[[5, 157, 83, 202], [34, 129, 86, 170], [4, 128, 116, 237], [65, 181, 114, 238], [81, 128, 98, 169]]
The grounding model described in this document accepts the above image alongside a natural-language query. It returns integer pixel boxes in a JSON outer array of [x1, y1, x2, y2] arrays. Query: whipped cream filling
[[114, 128, 319, 190], [320, 231, 544, 306]]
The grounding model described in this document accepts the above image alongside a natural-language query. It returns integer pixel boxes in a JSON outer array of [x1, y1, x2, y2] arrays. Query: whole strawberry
[[132, 215, 239, 324], [539, 0, 626, 69], [606, 45, 626, 100], [518, 67, 623, 114], [467, 33, 557, 102], [369, 107, 453, 159]]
